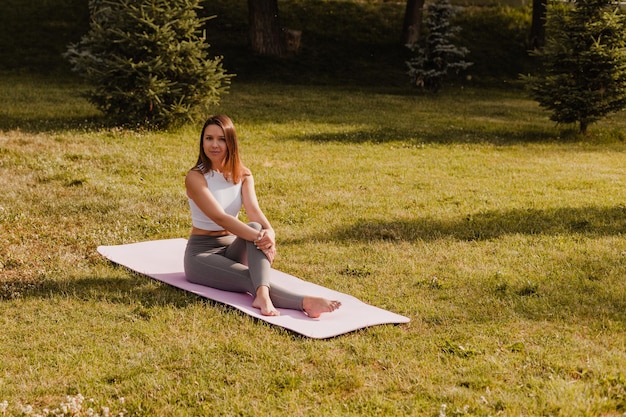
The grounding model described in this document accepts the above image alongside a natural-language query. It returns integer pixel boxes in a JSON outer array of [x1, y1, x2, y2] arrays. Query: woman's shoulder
[[188, 164, 204, 173], [241, 167, 253, 183], [185, 167, 206, 186], [187, 167, 204, 177]]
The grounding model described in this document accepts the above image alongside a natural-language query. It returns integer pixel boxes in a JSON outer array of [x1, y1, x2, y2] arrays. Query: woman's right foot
[[303, 297, 342, 318], [252, 286, 280, 316]]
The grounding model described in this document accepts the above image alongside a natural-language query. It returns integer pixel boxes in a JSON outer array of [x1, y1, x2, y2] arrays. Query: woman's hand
[[263, 245, 276, 264], [255, 229, 276, 263]]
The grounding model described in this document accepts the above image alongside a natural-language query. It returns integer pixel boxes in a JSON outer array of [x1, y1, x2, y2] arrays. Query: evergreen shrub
[[523, 0, 626, 134], [406, 0, 473, 92], [65, 0, 231, 129]]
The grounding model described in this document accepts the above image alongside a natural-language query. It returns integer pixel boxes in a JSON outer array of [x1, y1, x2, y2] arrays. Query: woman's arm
[[241, 173, 274, 236], [241, 173, 276, 261], [185, 170, 261, 242]]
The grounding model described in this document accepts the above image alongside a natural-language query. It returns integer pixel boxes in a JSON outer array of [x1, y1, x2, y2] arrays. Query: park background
[[1, 0, 625, 416]]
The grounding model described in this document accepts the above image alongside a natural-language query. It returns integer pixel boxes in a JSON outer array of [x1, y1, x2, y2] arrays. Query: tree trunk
[[530, 0, 547, 49], [401, 0, 426, 46], [580, 119, 588, 135], [248, 0, 287, 57]]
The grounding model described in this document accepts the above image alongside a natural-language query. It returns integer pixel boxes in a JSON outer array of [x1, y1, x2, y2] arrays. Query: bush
[[0, 0, 88, 72], [406, 0, 473, 92], [64, 0, 232, 129], [455, 5, 533, 81], [523, 0, 626, 134]]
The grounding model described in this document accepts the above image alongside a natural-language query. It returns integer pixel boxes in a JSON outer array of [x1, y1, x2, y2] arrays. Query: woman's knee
[[248, 221, 262, 231]]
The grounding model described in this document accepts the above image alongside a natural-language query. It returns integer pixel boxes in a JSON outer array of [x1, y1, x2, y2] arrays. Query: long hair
[[194, 115, 245, 183]]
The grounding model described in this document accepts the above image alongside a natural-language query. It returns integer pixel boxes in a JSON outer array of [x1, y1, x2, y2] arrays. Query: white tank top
[[188, 171, 242, 231]]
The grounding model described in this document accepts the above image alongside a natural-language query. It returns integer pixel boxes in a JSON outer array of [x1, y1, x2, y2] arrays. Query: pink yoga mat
[[97, 238, 410, 339]]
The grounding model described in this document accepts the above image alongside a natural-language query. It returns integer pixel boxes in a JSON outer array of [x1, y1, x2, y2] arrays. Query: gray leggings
[[183, 222, 304, 311]]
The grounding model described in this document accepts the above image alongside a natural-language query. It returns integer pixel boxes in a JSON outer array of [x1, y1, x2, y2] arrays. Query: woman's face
[[202, 124, 227, 169]]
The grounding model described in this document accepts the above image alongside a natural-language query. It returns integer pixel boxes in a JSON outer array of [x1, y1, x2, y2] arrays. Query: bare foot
[[252, 297, 280, 316], [252, 286, 280, 316], [302, 297, 341, 318]]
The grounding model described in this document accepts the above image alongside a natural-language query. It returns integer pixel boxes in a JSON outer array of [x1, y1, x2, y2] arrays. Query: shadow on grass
[[1, 269, 202, 308], [291, 125, 569, 145], [3, 269, 312, 338], [323, 205, 626, 243], [0, 114, 108, 133], [320, 205, 626, 326]]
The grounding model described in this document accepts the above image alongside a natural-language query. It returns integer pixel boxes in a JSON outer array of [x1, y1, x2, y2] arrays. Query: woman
[[184, 115, 342, 318]]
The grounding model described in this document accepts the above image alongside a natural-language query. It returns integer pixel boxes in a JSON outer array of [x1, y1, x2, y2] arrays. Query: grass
[[1, 73, 626, 416], [2, 0, 626, 415]]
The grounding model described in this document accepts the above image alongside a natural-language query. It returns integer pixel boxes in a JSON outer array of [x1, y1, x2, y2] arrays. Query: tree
[[530, 0, 548, 48], [248, 0, 287, 57], [401, 0, 426, 46], [64, 0, 231, 129], [524, 0, 626, 134], [406, 0, 472, 92]]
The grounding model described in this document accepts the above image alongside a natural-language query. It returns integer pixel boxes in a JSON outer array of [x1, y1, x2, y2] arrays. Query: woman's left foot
[[303, 297, 341, 318]]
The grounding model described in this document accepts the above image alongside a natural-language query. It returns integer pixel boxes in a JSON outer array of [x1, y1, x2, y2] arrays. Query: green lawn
[[1, 75, 625, 416]]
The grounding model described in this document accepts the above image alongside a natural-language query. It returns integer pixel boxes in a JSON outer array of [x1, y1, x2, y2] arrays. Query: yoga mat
[[97, 238, 410, 339]]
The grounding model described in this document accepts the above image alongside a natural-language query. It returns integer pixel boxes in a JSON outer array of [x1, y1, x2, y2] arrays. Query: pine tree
[[406, 0, 472, 92], [65, 0, 231, 129], [524, 0, 626, 134]]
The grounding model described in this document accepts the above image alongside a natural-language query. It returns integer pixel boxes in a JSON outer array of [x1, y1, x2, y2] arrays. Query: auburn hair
[[194, 115, 245, 183]]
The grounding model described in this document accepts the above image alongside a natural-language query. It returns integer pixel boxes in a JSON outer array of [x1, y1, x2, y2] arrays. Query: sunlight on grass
[[1, 76, 626, 415]]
